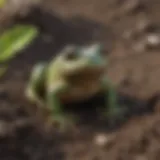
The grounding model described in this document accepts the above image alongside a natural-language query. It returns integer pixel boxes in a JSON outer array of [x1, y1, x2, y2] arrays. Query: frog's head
[[60, 43, 107, 75], [78, 43, 106, 67]]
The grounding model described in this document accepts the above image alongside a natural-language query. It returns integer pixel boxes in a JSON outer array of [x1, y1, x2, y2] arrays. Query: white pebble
[[146, 34, 160, 46], [94, 133, 114, 146]]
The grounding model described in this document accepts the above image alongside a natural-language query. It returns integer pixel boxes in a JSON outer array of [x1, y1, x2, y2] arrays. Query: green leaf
[[0, 24, 38, 62], [0, 0, 6, 8]]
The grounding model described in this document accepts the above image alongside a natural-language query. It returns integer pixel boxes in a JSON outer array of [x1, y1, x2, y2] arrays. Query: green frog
[[25, 44, 123, 126]]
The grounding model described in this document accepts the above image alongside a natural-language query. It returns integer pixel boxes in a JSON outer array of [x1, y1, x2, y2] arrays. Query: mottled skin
[[25, 44, 123, 126]]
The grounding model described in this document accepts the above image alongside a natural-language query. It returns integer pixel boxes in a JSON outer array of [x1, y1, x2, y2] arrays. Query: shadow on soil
[[63, 91, 157, 132]]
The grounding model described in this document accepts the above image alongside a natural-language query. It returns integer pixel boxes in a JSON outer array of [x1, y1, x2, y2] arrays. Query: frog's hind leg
[[25, 63, 47, 106]]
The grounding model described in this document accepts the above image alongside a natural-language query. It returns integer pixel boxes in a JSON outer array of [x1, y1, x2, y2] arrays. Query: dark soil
[[0, 0, 160, 159]]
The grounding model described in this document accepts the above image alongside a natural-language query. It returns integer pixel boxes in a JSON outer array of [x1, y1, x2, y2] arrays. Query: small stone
[[123, 0, 141, 13], [133, 40, 147, 53], [136, 18, 150, 33], [146, 34, 160, 47], [94, 133, 114, 147], [123, 30, 133, 39]]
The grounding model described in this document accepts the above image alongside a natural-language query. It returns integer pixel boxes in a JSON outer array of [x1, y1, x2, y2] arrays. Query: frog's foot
[[46, 114, 76, 130]]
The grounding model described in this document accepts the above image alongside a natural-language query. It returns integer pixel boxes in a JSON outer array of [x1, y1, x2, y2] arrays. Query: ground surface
[[0, 0, 160, 159]]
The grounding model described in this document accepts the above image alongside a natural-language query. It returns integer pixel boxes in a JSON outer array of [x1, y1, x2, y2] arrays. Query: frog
[[25, 43, 124, 127]]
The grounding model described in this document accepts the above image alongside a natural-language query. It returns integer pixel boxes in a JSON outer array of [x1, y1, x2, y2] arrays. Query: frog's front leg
[[46, 82, 72, 127], [25, 63, 47, 106], [101, 76, 125, 125]]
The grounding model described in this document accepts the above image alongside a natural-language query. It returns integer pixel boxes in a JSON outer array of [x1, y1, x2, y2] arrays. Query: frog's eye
[[66, 51, 78, 60], [62, 45, 78, 60]]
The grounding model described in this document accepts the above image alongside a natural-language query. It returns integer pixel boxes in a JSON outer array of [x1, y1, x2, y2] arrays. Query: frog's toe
[[47, 114, 75, 130]]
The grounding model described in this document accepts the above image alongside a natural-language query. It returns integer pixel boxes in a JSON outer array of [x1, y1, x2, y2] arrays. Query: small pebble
[[94, 133, 114, 147], [136, 17, 150, 33], [146, 34, 160, 47], [122, 0, 141, 13], [133, 40, 147, 53]]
